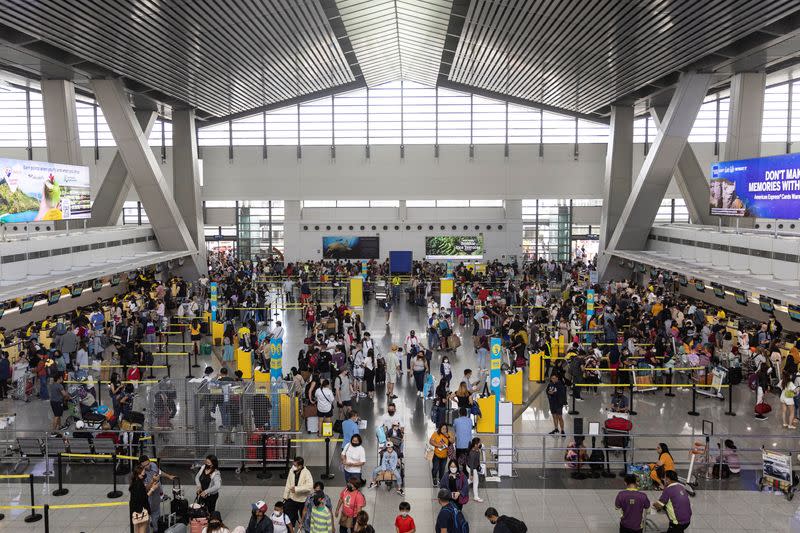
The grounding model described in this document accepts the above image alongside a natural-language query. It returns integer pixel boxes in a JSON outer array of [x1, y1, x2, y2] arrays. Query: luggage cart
[[632, 367, 657, 393], [694, 366, 725, 400], [0, 413, 15, 458]]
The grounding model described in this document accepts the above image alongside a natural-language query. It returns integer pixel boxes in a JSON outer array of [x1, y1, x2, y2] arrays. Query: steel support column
[[40, 79, 82, 166], [91, 79, 197, 261], [598, 104, 634, 280], [607, 72, 712, 253], [89, 110, 157, 227], [172, 108, 207, 276], [650, 106, 713, 226]]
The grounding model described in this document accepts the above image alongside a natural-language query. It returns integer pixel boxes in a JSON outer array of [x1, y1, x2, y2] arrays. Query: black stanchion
[[257, 434, 271, 480], [279, 439, 292, 479], [322, 437, 335, 480], [24, 474, 42, 523], [107, 454, 123, 498], [52, 453, 69, 496], [192, 348, 200, 369], [43, 504, 49, 533], [146, 364, 156, 380], [628, 383, 637, 416], [186, 349, 194, 379], [568, 387, 579, 415], [97, 382, 103, 407], [725, 381, 736, 416], [688, 384, 699, 416], [665, 369, 675, 397], [166, 362, 171, 379]]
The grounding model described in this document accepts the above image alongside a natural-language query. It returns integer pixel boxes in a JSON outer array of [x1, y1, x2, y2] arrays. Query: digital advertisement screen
[[111, 274, 121, 287], [788, 305, 800, 322], [425, 235, 484, 259], [71, 284, 84, 298], [710, 153, 800, 218], [695, 280, 705, 292], [712, 285, 725, 298], [0, 157, 92, 222], [92, 279, 103, 292], [679, 275, 687, 286], [322, 236, 380, 259], [760, 296, 775, 313], [19, 298, 35, 313], [47, 290, 61, 305], [734, 289, 747, 305]]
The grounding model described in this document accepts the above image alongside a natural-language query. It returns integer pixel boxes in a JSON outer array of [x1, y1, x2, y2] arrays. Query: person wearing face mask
[[334, 479, 365, 533], [194, 454, 221, 514], [340, 434, 366, 484], [380, 403, 402, 429], [394, 501, 416, 533], [439, 459, 470, 510], [269, 501, 293, 533], [301, 482, 333, 533], [246, 500, 273, 533], [283, 456, 314, 527], [310, 493, 334, 533], [466, 437, 485, 503]]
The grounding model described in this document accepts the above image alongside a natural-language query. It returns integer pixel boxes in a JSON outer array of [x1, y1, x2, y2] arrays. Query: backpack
[[449, 506, 469, 533], [498, 516, 527, 533]]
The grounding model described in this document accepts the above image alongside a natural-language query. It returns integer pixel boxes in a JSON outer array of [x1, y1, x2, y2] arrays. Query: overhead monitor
[[47, 290, 61, 305], [712, 285, 725, 299], [111, 274, 121, 287], [19, 298, 35, 313], [679, 275, 687, 286], [760, 296, 775, 313], [0, 157, 92, 222], [92, 279, 103, 292], [695, 280, 705, 292], [71, 284, 84, 298], [710, 152, 800, 218], [734, 289, 747, 305], [788, 305, 800, 322]]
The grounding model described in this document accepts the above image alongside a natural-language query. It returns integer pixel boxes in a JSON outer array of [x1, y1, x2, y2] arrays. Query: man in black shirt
[[435, 488, 468, 533], [484, 507, 527, 533]]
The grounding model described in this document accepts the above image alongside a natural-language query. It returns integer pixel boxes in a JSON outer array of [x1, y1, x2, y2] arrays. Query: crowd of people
[[7, 248, 799, 532]]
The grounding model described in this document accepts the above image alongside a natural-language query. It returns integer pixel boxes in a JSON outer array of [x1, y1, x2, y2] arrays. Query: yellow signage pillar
[[349, 277, 363, 308], [440, 278, 454, 310], [506, 370, 523, 404], [529, 351, 544, 382]]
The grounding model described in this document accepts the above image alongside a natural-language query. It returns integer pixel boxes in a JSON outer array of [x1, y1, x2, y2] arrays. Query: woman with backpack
[[439, 459, 469, 510]]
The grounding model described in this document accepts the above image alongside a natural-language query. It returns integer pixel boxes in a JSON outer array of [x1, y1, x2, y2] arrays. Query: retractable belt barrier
[[0, 500, 127, 533], [0, 473, 40, 522], [50, 452, 134, 500], [571, 382, 731, 417]]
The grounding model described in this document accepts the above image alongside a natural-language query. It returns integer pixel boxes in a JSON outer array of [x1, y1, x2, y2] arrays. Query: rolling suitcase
[[448, 335, 461, 350]]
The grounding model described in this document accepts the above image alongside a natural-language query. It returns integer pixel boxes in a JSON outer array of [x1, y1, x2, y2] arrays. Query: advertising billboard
[[0, 157, 91, 222], [322, 236, 380, 259], [425, 235, 484, 259], [710, 153, 800, 218]]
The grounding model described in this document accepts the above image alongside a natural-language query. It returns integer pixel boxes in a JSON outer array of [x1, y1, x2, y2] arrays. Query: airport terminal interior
[[4, 2, 800, 532]]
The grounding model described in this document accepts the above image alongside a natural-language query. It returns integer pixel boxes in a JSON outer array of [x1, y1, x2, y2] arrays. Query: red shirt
[[338, 488, 365, 518], [395, 514, 416, 533]]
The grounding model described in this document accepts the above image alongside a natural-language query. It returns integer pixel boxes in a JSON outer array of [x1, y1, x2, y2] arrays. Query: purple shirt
[[615, 488, 650, 531], [659, 483, 692, 525]]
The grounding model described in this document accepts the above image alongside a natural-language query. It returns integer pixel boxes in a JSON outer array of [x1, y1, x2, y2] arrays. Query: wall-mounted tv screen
[[47, 290, 61, 305], [713, 285, 725, 298], [760, 296, 775, 313], [323, 236, 380, 259], [92, 279, 103, 292], [695, 280, 705, 292], [734, 289, 747, 305], [425, 236, 483, 260], [71, 284, 84, 298], [788, 305, 800, 322], [111, 275, 121, 286], [679, 275, 687, 286], [710, 152, 800, 218]]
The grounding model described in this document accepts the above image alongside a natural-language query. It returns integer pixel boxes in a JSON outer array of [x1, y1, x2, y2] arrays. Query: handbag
[[131, 509, 149, 525], [303, 403, 318, 418]]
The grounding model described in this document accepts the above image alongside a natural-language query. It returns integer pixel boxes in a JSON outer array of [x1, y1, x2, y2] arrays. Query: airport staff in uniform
[[391, 275, 401, 302]]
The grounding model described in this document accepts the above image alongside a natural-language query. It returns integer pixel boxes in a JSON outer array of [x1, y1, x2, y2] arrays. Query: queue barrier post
[[167, 362, 171, 379], [44, 504, 49, 533], [322, 437, 335, 480], [628, 383, 637, 416], [186, 349, 194, 379], [568, 386, 579, 416], [257, 434, 271, 480], [688, 383, 699, 417], [24, 473, 42, 523], [665, 369, 675, 397], [725, 380, 736, 416], [108, 454, 123, 498], [52, 453, 68, 496], [280, 438, 292, 479]]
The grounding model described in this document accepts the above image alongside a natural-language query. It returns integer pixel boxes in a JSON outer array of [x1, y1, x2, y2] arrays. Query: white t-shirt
[[315, 387, 335, 413], [270, 511, 291, 533], [342, 443, 365, 473], [381, 412, 402, 428]]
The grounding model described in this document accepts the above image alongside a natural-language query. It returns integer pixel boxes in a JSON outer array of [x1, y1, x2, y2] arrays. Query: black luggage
[[728, 367, 742, 385], [375, 361, 386, 385]]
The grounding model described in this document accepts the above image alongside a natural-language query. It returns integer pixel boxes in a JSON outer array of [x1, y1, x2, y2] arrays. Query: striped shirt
[[310, 505, 332, 533]]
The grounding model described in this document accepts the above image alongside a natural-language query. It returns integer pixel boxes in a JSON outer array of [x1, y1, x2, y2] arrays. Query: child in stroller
[[370, 422, 405, 495]]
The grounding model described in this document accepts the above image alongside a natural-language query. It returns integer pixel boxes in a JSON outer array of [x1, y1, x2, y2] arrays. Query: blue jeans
[[39, 376, 48, 400], [344, 471, 361, 483]]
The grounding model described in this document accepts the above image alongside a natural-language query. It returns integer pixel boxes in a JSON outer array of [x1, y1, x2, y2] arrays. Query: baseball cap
[[386, 441, 394, 448], [252, 500, 268, 513]]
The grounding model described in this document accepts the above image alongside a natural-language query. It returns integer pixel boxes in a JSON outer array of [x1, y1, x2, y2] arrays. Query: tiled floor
[[2, 294, 800, 531]]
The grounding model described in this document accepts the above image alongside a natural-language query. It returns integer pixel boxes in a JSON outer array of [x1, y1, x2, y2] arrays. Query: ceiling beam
[[438, 80, 610, 125]]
